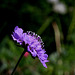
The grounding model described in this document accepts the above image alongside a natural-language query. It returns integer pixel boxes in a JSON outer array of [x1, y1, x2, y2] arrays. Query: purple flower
[[11, 26, 49, 68]]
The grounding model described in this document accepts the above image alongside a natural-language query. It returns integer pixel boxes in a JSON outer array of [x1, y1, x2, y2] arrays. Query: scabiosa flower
[[11, 26, 49, 68]]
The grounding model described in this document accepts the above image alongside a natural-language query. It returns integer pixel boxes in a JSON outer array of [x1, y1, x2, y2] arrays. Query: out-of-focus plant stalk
[[67, 7, 75, 39], [52, 22, 61, 55], [37, 18, 53, 35]]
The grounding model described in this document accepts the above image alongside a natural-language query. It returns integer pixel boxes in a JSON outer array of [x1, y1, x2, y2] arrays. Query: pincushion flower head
[[11, 26, 49, 68]]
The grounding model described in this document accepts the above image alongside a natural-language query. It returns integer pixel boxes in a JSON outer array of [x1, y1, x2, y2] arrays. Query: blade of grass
[[37, 18, 53, 35], [67, 7, 75, 39]]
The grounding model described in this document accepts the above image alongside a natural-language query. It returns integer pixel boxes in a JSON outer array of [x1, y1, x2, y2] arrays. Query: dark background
[[0, 0, 75, 75]]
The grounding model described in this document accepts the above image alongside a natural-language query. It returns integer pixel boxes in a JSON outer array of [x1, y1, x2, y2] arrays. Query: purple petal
[[14, 26, 18, 31], [13, 32, 20, 39]]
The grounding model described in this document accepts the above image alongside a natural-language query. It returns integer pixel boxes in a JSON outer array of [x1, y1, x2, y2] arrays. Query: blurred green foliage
[[0, 0, 75, 75]]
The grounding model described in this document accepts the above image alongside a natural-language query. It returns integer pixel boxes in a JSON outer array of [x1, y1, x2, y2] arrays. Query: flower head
[[11, 26, 49, 68]]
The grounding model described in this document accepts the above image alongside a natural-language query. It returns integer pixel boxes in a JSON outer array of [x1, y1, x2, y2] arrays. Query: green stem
[[37, 18, 53, 35], [11, 48, 26, 75], [67, 7, 75, 39]]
